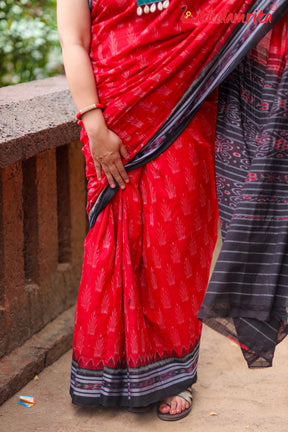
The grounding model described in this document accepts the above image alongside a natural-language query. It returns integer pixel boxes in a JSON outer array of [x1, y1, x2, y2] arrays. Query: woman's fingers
[[119, 142, 129, 159], [115, 159, 129, 184], [101, 163, 116, 188], [94, 161, 102, 181], [108, 162, 128, 190], [100, 159, 128, 189]]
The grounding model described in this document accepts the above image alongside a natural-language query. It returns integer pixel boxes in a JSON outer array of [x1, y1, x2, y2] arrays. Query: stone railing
[[0, 76, 87, 363]]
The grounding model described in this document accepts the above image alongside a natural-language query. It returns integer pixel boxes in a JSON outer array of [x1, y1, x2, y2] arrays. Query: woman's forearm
[[57, 0, 129, 188], [57, 0, 104, 129], [61, 43, 106, 132]]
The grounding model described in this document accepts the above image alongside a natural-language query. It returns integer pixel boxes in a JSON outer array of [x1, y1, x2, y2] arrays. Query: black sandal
[[157, 388, 193, 421]]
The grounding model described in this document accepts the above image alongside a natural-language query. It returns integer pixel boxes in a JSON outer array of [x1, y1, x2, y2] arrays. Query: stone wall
[[0, 76, 87, 359]]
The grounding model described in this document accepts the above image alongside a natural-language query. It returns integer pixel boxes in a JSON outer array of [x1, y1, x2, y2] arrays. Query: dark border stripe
[[70, 344, 199, 407]]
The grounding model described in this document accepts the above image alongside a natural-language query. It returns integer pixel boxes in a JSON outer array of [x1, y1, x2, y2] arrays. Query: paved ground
[[1, 235, 287, 431], [0, 326, 287, 432]]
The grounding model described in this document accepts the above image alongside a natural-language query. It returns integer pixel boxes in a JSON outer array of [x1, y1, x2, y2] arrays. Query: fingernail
[[121, 185, 126, 190], [125, 179, 129, 183], [111, 184, 115, 188]]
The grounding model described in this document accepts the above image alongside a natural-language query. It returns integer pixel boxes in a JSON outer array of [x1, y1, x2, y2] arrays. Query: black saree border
[[88, 0, 288, 230], [70, 343, 199, 407]]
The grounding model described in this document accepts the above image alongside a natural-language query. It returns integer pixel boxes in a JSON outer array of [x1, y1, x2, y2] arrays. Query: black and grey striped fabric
[[70, 344, 199, 407], [198, 26, 288, 368]]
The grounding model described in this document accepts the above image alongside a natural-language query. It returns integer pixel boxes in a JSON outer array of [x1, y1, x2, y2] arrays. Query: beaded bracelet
[[76, 103, 104, 120]]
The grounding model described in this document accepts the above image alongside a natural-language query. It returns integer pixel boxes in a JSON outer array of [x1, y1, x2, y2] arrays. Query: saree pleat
[[71, 104, 219, 407], [198, 13, 288, 368]]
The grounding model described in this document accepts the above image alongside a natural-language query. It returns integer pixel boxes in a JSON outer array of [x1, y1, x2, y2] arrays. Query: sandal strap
[[177, 388, 193, 405], [159, 387, 193, 409]]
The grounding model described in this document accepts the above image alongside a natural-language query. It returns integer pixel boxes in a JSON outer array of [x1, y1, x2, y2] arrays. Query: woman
[[57, 0, 278, 421]]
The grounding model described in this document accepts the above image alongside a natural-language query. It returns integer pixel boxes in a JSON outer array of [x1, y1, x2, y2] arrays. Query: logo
[[181, 3, 275, 24]]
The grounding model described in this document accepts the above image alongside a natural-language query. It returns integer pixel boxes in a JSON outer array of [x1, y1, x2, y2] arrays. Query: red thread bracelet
[[76, 103, 104, 120]]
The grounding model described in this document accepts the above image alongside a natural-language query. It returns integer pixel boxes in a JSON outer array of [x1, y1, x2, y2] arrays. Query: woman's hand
[[87, 125, 130, 190]]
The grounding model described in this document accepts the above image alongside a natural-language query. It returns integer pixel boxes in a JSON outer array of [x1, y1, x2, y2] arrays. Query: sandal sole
[[157, 404, 192, 421]]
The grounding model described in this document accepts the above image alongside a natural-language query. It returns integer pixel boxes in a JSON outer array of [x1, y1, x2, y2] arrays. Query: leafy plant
[[0, 0, 63, 86]]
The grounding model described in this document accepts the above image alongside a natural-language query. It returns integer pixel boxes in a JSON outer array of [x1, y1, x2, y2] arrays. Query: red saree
[[70, 0, 255, 407]]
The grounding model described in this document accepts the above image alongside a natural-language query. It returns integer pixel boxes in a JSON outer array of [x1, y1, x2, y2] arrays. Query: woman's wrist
[[76, 103, 104, 120], [82, 108, 107, 135]]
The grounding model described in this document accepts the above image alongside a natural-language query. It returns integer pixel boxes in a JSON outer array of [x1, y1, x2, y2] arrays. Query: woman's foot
[[157, 389, 193, 421]]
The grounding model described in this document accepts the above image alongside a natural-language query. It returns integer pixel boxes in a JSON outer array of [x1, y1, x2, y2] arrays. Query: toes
[[170, 399, 178, 414], [177, 399, 183, 413], [159, 402, 170, 413], [178, 397, 189, 413], [169, 397, 185, 414], [178, 398, 185, 413]]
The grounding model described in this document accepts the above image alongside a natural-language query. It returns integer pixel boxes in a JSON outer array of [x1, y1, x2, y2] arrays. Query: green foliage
[[0, 0, 63, 86]]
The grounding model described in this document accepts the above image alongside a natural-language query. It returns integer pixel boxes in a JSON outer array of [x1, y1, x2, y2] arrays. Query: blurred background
[[0, 0, 62, 87]]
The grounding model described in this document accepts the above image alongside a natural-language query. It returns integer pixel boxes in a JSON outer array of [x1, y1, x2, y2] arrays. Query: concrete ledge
[[0, 76, 80, 168], [0, 305, 75, 406]]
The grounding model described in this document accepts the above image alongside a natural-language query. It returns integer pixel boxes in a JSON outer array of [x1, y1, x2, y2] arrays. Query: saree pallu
[[70, 0, 286, 408], [198, 13, 288, 368]]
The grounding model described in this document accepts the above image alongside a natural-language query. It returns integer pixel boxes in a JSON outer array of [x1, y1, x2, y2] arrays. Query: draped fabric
[[88, 0, 287, 226], [70, 0, 288, 409], [71, 0, 230, 407], [198, 13, 288, 368], [81, 0, 257, 220]]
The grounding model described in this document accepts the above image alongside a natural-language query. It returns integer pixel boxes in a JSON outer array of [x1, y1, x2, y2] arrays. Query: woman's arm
[[57, 0, 129, 189]]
